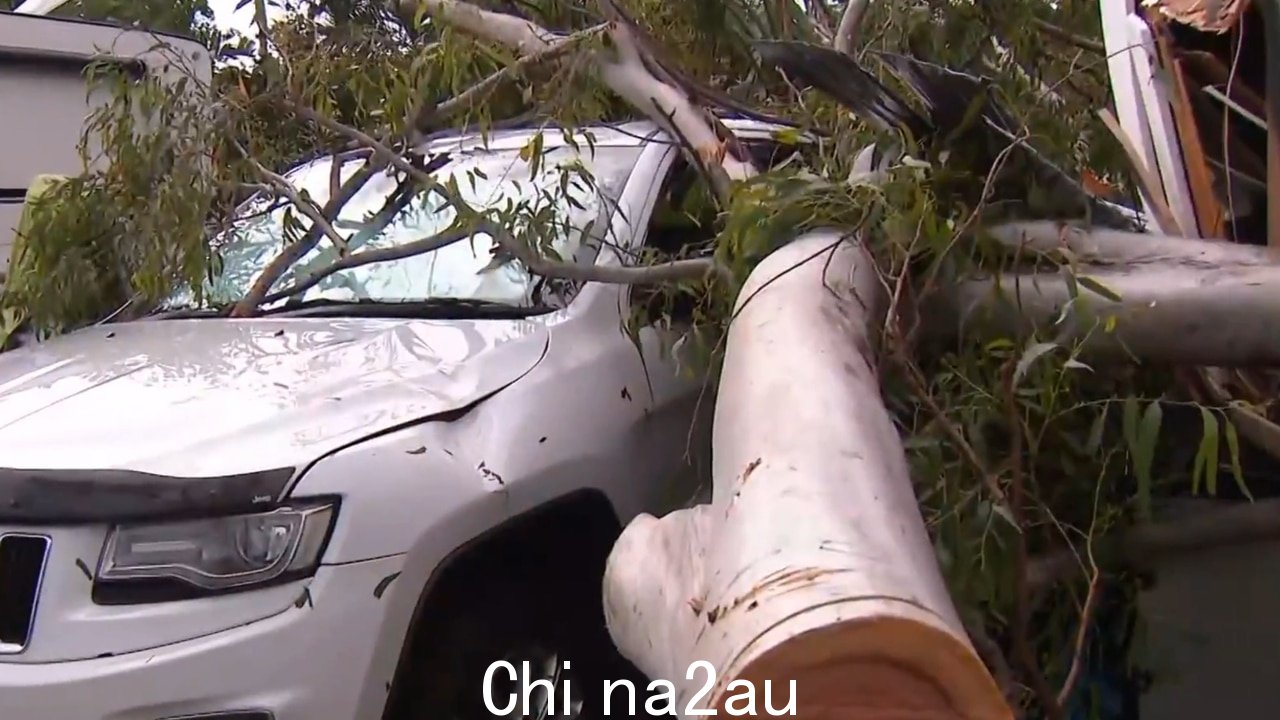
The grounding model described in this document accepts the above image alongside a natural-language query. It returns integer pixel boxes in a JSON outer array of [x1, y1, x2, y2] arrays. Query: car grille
[[0, 533, 50, 654]]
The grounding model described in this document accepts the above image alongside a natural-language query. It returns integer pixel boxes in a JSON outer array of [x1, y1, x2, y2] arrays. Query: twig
[[243, 152, 350, 255], [1005, 360, 1064, 720], [231, 158, 386, 316], [1032, 18, 1105, 55], [896, 349, 1009, 505], [295, 103, 437, 188], [1056, 463, 1104, 708], [415, 23, 608, 135], [259, 227, 473, 305], [329, 152, 344, 199], [1056, 567, 1101, 707], [805, 0, 837, 42], [833, 0, 870, 55]]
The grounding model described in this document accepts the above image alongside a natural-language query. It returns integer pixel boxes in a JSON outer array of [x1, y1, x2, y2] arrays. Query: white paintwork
[[603, 232, 1009, 718], [0, 317, 553, 476], [0, 118, 792, 719], [0, 523, 315, 664], [0, 554, 407, 720]]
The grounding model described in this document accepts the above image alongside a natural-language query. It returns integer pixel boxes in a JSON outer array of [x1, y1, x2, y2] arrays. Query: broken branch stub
[[603, 231, 1010, 719]]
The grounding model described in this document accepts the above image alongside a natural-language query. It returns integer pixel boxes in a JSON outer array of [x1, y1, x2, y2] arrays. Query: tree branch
[[1031, 17, 1105, 55], [983, 221, 1276, 267], [292, 103, 731, 289], [936, 264, 1280, 366], [834, 0, 870, 55], [230, 158, 387, 317], [398, 0, 557, 53], [398, 0, 758, 209], [261, 219, 724, 309], [413, 23, 608, 136], [259, 226, 473, 305], [295, 103, 440, 188], [473, 217, 729, 285], [244, 153, 350, 255]]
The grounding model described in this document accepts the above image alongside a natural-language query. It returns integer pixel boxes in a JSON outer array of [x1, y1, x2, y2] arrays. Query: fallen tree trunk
[[928, 221, 1280, 366], [603, 231, 1011, 719], [1029, 497, 1280, 589]]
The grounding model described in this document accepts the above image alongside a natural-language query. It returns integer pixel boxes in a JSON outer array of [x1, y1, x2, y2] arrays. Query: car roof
[[420, 116, 803, 154]]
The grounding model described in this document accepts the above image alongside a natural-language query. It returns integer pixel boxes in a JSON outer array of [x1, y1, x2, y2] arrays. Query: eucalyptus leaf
[[1013, 341, 1059, 386], [1223, 418, 1254, 501], [1078, 275, 1124, 302], [1133, 401, 1162, 521]]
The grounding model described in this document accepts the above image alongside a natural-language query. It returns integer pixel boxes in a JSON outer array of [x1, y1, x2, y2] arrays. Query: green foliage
[[716, 168, 875, 278], [53, 0, 222, 48], [4, 64, 220, 333]]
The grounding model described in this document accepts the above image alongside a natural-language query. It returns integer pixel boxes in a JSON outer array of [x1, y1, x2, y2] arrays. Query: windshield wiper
[[256, 297, 556, 319], [148, 304, 232, 320]]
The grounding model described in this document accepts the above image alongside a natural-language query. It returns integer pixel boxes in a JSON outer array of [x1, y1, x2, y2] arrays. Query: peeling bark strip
[[603, 231, 1010, 719]]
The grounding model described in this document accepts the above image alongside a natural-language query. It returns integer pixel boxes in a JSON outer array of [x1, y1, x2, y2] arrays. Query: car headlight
[[94, 500, 336, 603]]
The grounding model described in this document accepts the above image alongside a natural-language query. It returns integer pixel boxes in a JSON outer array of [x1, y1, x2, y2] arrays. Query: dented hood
[[0, 316, 549, 477]]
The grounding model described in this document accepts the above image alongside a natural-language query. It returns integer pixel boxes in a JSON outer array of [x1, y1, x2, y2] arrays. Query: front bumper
[[0, 554, 406, 720]]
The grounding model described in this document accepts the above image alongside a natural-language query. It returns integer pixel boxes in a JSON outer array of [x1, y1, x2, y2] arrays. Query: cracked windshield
[[195, 142, 640, 310]]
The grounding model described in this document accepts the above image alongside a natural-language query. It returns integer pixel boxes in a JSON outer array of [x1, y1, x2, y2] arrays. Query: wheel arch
[[380, 487, 624, 719]]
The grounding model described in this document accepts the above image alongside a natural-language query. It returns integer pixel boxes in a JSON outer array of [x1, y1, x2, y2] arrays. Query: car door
[[620, 154, 722, 511]]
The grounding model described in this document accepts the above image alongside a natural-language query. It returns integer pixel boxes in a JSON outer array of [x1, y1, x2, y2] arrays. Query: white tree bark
[[397, 0, 756, 185], [929, 222, 1280, 365], [834, 0, 871, 55], [604, 231, 1011, 719]]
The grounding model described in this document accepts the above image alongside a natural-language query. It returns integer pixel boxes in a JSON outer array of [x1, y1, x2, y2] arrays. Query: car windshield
[[174, 141, 642, 313]]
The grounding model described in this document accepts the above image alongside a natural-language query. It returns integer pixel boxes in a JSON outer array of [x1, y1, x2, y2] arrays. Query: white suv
[[0, 118, 798, 720]]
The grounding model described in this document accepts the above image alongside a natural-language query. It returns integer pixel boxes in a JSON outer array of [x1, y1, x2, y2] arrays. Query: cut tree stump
[[603, 231, 1011, 719]]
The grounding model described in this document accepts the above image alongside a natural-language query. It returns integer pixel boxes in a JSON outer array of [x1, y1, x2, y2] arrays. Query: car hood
[[0, 317, 549, 477]]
